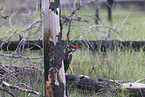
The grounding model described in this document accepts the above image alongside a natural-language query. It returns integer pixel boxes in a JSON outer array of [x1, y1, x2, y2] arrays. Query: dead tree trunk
[[107, 0, 114, 22], [41, 0, 66, 97], [94, 1, 100, 24], [95, 9, 100, 24]]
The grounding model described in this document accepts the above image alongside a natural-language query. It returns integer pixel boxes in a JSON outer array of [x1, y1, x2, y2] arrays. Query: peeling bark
[[41, 0, 66, 96]]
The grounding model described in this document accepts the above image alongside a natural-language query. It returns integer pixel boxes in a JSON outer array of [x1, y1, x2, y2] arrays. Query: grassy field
[[63, 7, 145, 96], [1, 6, 145, 96], [62, 7, 145, 41]]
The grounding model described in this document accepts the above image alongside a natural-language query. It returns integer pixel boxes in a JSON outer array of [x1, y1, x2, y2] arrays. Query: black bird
[[64, 45, 78, 73]]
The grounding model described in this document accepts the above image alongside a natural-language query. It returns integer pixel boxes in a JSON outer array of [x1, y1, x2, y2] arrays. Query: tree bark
[[41, 0, 66, 97]]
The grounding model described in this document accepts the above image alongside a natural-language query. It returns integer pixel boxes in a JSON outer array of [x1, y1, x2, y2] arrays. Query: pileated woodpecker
[[64, 45, 78, 73]]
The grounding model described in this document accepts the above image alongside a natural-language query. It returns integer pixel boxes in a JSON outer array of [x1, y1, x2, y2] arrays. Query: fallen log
[[66, 74, 145, 96], [121, 82, 145, 96], [0, 40, 43, 51], [65, 74, 119, 91], [0, 40, 145, 51]]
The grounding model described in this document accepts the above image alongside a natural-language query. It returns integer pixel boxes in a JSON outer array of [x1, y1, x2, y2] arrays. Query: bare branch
[[65, 0, 98, 46], [4, 19, 41, 41], [2, 81, 43, 96], [0, 88, 15, 97], [0, 52, 43, 59], [135, 78, 145, 83]]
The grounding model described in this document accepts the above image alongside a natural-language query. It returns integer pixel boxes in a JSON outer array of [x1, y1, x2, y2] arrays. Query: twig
[[70, 0, 97, 17], [2, 81, 42, 96], [0, 21, 8, 27], [4, 19, 41, 41], [61, 15, 88, 25], [74, 25, 117, 38], [66, 0, 98, 46], [113, 4, 136, 31], [9, 9, 19, 31], [0, 88, 15, 97], [139, 89, 143, 97], [135, 78, 145, 83], [0, 52, 43, 59]]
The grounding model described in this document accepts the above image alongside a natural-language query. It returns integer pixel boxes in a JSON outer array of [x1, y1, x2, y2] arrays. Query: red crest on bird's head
[[73, 45, 78, 48]]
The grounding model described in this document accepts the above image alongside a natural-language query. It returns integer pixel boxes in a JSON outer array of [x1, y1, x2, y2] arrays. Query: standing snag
[[41, 0, 66, 96]]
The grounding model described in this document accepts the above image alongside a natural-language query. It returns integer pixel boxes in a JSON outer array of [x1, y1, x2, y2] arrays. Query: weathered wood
[[1, 40, 145, 51], [66, 74, 145, 96], [66, 74, 115, 91], [121, 82, 145, 96], [41, 0, 66, 96]]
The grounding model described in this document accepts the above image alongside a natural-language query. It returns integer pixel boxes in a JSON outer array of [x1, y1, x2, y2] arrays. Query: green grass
[[62, 7, 145, 96], [71, 48, 145, 81], [62, 7, 145, 41], [67, 48, 145, 96]]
